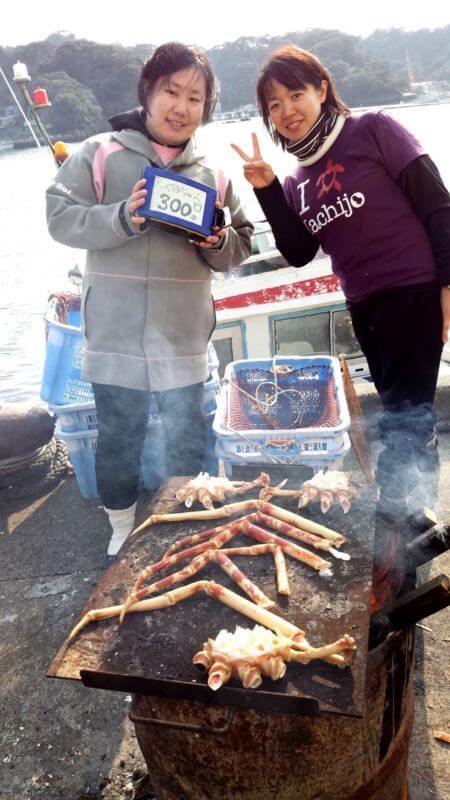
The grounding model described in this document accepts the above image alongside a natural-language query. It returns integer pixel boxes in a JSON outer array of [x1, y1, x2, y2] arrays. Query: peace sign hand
[[231, 132, 275, 190]]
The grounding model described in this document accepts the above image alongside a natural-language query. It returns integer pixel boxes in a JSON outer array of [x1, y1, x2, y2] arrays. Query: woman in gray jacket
[[46, 42, 253, 555]]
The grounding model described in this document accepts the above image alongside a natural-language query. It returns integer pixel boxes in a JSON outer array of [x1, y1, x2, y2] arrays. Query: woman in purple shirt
[[233, 45, 450, 517]]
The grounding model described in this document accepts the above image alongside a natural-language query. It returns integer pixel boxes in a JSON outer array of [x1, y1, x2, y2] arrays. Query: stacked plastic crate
[[213, 356, 351, 478], [41, 304, 220, 499]]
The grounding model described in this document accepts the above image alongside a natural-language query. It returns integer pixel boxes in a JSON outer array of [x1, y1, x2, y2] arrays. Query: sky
[[2, 0, 449, 49]]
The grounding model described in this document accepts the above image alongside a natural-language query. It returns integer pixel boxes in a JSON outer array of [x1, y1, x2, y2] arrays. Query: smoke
[[358, 401, 443, 610]]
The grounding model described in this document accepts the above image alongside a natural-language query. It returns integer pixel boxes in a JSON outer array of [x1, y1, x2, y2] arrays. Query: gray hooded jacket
[[46, 125, 253, 391]]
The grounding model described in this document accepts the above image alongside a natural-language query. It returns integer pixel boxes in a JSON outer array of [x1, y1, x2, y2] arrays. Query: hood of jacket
[[108, 107, 204, 168]]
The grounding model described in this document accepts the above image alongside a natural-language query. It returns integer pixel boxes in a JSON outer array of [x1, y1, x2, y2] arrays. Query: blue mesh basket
[[230, 360, 336, 430]]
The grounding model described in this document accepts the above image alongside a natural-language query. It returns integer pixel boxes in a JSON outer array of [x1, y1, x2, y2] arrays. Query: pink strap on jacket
[[92, 142, 125, 203]]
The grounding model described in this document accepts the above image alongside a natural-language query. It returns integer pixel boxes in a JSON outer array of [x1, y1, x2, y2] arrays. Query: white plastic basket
[[216, 433, 351, 478]]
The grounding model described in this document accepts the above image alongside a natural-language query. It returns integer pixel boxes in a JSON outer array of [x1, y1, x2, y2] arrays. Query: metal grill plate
[[48, 478, 376, 717]]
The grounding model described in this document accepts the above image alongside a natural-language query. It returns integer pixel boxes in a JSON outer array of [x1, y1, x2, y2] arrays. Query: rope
[[0, 445, 47, 475], [225, 377, 309, 429]]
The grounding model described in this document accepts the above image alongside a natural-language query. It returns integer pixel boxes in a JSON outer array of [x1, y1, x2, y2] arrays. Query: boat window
[[213, 337, 234, 376], [273, 313, 330, 356], [212, 324, 244, 376], [332, 309, 362, 358]]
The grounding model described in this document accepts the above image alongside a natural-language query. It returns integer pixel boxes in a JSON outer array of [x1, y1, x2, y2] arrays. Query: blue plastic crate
[[42, 314, 220, 411], [56, 421, 166, 500], [41, 317, 94, 406], [214, 356, 350, 462], [57, 410, 218, 500], [51, 369, 219, 435]]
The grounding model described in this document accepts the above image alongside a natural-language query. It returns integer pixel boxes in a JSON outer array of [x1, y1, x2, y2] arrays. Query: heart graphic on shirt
[[316, 159, 345, 199]]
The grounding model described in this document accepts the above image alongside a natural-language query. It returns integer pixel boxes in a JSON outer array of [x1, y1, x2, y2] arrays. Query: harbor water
[[1, 104, 450, 403]]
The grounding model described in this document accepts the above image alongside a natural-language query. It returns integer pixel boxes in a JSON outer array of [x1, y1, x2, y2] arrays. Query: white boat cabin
[[212, 223, 370, 380]]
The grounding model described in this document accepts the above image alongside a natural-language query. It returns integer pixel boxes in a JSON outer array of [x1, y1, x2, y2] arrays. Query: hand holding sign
[[193, 202, 227, 249], [231, 133, 275, 190], [127, 178, 147, 226]]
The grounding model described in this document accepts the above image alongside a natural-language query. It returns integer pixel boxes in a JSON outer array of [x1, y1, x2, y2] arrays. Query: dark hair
[[256, 45, 350, 146], [138, 41, 218, 124]]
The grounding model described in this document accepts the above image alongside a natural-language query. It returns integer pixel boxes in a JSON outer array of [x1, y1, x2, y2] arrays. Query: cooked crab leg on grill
[[261, 472, 359, 513], [176, 472, 270, 509], [120, 549, 275, 623], [222, 544, 290, 596], [255, 511, 333, 552], [290, 634, 357, 665], [68, 580, 305, 642], [193, 624, 357, 690], [69, 580, 356, 670], [257, 501, 347, 547], [122, 526, 295, 622], [241, 518, 332, 572], [131, 500, 258, 537], [298, 471, 359, 513], [255, 512, 350, 561], [164, 523, 229, 558], [132, 522, 241, 591]]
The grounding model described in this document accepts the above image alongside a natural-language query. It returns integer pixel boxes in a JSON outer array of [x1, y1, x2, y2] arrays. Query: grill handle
[[407, 524, 450, 569], [369, 574, 449, 649], [385, 574, 450, 631], [129, 701, 235, 735]]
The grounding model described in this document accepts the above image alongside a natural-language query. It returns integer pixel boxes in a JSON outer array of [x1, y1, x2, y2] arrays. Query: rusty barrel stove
[[131, 628, 414, 800]]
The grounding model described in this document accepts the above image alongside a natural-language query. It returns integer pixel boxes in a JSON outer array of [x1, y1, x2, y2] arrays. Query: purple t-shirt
[[283, 111, 436, 302]]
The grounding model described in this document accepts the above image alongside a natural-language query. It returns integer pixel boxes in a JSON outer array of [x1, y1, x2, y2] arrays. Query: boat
[[211, 222, 370, 380]]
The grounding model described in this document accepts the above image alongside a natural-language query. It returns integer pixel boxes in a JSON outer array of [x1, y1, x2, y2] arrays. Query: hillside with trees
[[0, 25, 448, 142], [365, 26, 450, 82]]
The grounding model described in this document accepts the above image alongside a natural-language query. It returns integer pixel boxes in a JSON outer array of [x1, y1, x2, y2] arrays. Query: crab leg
[[319, 490, 334, 514], [121, 548, 274, 624], [255, 511, 333, 553], [273, 546, 290, 596], [132, 500, 258, 537], [123, 525, 240, 621], [258, 501, 346, 547], [241, 518, 332, 572], [134, 522, 241, 591], [298, 486, 320, 508], [208, 661, 232, 690], [231, 472, 270, 493], [69, 581, 208, 639], [290, 634, 357, 666], [69, 580, 305, 642], [129, 551, 216, 610], [212, 551, 275, 609], [164, 523, 229, 558], [222, 543, 290, 596], [260, 487, 300, 502], [335, 490, 352, 514], [203, 582, 305, 641], [134, 539, 220, 590]]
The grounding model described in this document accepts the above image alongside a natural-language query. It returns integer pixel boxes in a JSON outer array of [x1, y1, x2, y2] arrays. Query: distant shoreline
[[1, 99, 449, 152], [352, 99, 450, 112]]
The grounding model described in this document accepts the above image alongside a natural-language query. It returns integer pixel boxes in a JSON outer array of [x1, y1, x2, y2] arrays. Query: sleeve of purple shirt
[[366, 111, 425, 181]]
